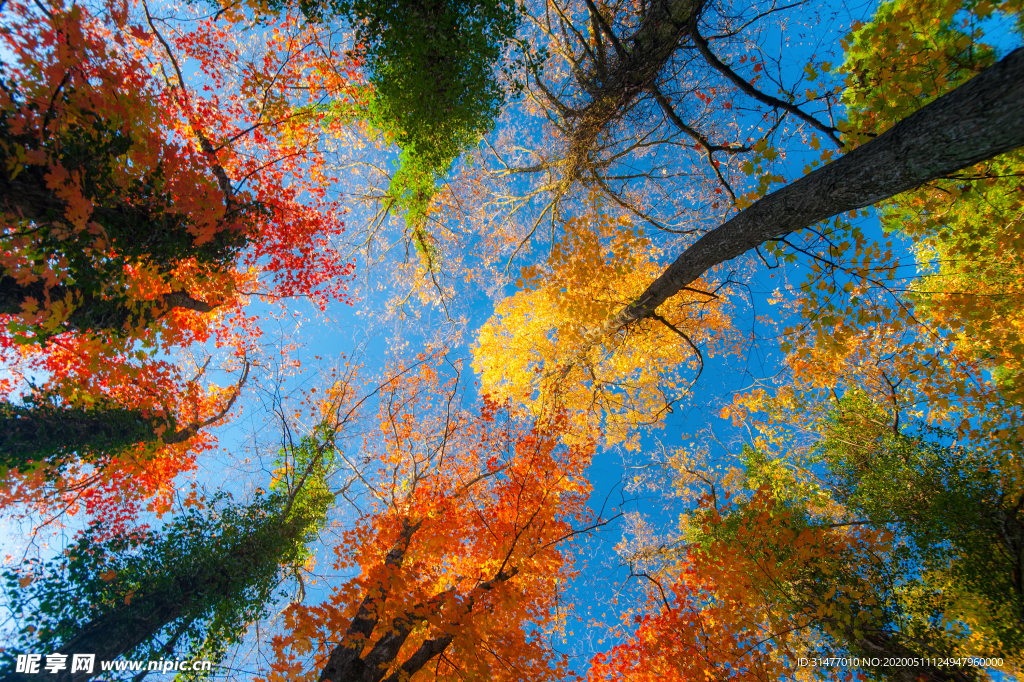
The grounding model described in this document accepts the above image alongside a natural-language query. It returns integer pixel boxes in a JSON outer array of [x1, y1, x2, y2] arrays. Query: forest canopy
[[0, 0, 1023, 679]]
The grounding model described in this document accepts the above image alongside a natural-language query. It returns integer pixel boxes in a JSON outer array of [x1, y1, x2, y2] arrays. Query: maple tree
[[825, 0, 1024, 405], [562, 0, 1024, 677], [590, 383, 1023, 681], [267, 358, 601, 682], [0, 2, 246, 341], [0, 0, 356, 527], [519, 43, 1021, 360]]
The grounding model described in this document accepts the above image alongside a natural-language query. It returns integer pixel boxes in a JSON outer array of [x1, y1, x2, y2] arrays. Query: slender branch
[[163, 359, 250, 444], [689, 24, 843, 148]]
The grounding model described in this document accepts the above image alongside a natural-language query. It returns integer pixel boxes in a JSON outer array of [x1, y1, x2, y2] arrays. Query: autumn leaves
[[0, 0, 354, 523], [269, 361, 596, 682], [2, 0, 1024, 677], [473, 199, 738, 447]]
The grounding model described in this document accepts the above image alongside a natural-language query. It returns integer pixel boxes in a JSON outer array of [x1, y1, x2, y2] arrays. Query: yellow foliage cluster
[[473, 202, 740, 446]]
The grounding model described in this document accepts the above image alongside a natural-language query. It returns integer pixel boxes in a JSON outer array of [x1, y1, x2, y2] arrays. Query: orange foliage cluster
[[267, 359, 595, 682], [590, 491, 892, 682], [0, 0, 360, 524]]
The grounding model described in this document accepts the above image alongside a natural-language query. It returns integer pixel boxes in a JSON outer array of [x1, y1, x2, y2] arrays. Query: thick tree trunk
[[0, 403, 167, 471], [0, 275, 218, 336], [0, 362, 245, 473], [558, 0, 704, 186], [317, 519, 423, 682], [591, 47, 1024, 342]]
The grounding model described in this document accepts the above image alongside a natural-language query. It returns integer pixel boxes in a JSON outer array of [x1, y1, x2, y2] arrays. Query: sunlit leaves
[[267, 359, 594, 682], [474, 201, 740, 446]]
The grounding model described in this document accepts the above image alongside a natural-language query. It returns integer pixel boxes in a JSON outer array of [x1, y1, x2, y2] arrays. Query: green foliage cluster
[[290, 0, 521, 225], [269, 426, 338, 561], [2, 495, 285, 678], [840, 0, 1005, 147], [815, 393, 1024, 655], [1, 431, 335, 679], [837, 0, 1024, 396], [715, 392, 1024, 670]]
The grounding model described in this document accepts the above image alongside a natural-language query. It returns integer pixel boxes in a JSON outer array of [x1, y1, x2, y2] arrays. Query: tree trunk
[[1, 518, 299, 682], [558, 0, 704, 187], [0, 403, 167, 472], [589, 47, 1024, 343], [0, 275, 218, 337], [317, 519, 423, 682], [317, 523, 518, 682]]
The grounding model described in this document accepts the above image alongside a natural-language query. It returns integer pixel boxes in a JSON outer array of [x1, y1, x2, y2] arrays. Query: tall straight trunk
[[0, 362, 246, 472], [587, 47, 1024, 343], [0, 403, 166, 472], [1, 517, 298, 682]]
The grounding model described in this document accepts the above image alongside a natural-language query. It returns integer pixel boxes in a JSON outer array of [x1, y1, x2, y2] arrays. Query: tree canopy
[[2, 0, 1024, 678]]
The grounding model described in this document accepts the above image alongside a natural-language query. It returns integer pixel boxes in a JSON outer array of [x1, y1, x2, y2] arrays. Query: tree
[[0, 0, 248, 341], [474, 0, 846, 251], [267, 358, 603, 682], [814, 393, 1024, 657], [473, 0, 1024, 439], [0, 0, 355, 347], [648, 293, 1024, 678], [832, 0, 1024, 401], [560, 44, 1024, 362], [473, 197, 739, 446], [588, 490, 897, 682], [0, 0, 355, 524], [275, 0, 521, 234], [1, 426, 337, 682], [7, 0, 1024, 676], [0, 362, 248, 477], [590, 393, 1024, 680]]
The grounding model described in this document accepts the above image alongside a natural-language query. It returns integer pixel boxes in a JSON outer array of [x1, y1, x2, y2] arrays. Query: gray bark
[[557, 0, 705, 187], [591, 47, 1024, 342]]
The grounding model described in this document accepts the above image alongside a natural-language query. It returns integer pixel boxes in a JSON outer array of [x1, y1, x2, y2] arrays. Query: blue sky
[[5, 0, 1024, 676]]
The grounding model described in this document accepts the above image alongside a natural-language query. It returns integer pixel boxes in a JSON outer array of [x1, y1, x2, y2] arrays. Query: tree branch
[[689, 24, 842, 147], [583, 47, 1024, 350]]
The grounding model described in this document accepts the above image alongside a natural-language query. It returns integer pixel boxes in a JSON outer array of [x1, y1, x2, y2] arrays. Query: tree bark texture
[[593, 47, 1024, 341], [558, 0, 704, 186]]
